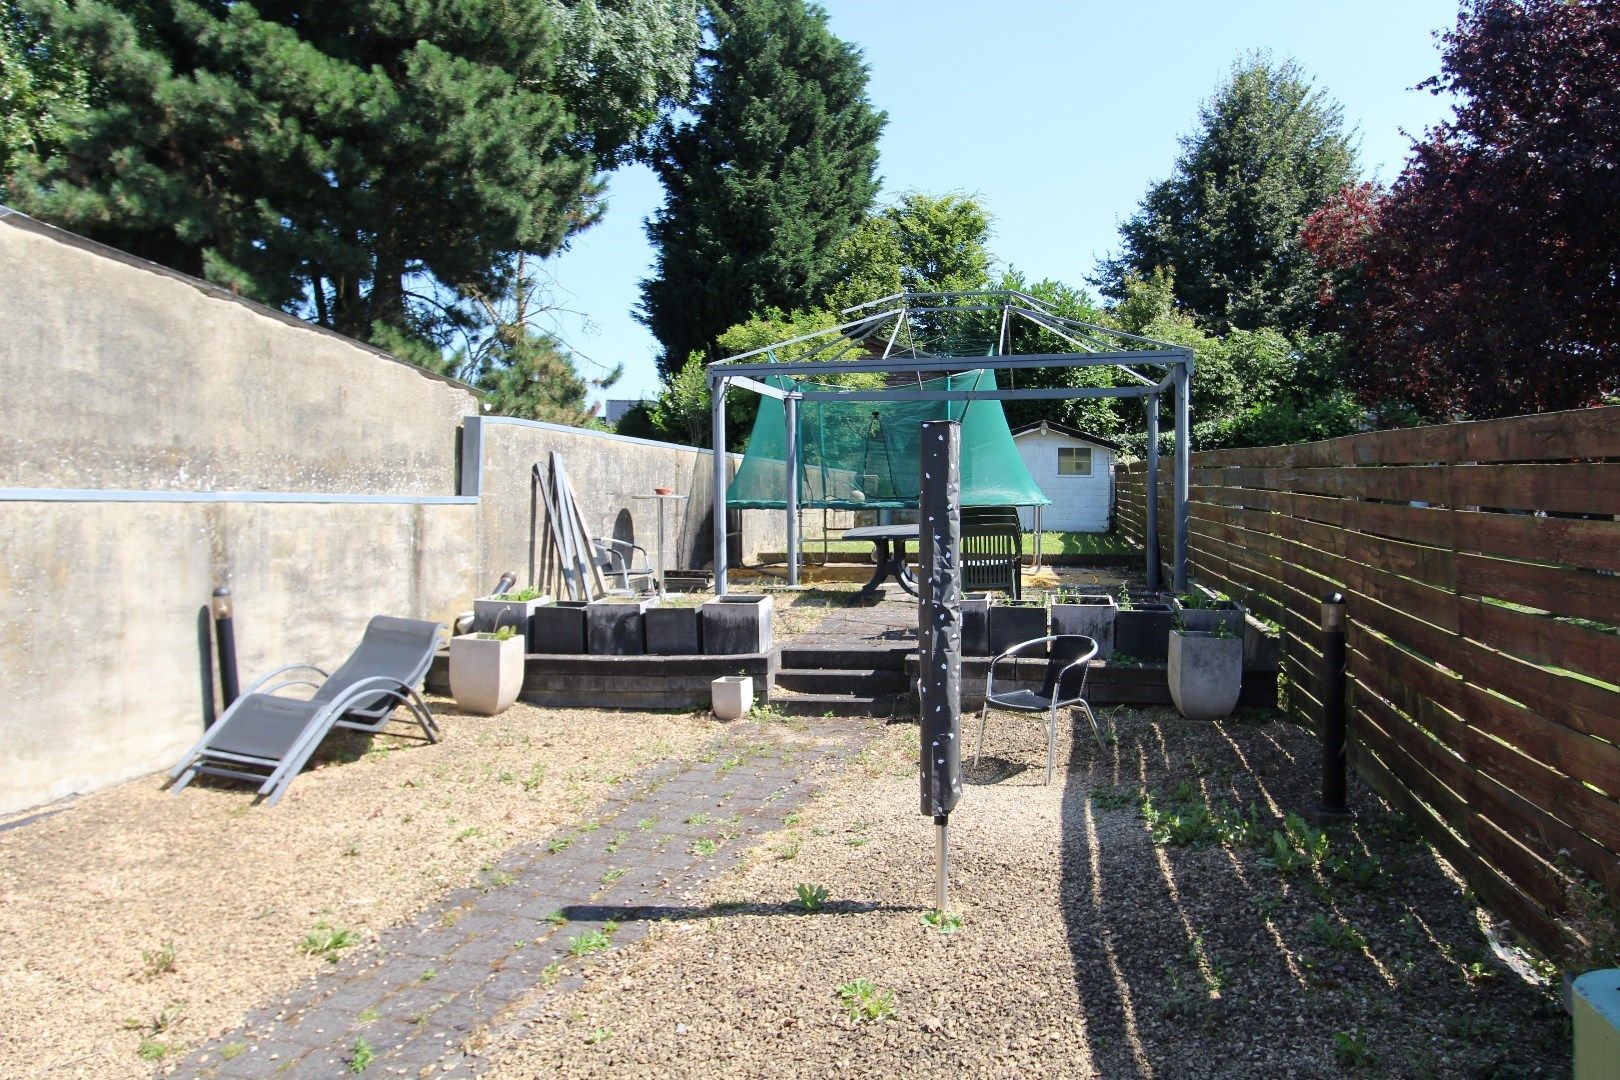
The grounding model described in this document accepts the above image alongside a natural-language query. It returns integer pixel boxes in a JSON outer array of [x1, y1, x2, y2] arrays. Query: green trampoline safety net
[[728, 369, 1051, 510]]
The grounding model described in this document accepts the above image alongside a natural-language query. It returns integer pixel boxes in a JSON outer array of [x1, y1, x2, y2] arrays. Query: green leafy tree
[[639, 0, 885, 376], [827, 192, 995, 314], [0, 0, 86, 199], [1098, 55, 1357, 336], [10, 0, 697, 356]]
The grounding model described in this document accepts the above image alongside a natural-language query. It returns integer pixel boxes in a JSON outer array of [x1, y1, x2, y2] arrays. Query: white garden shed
[[1010, 421, 1118, 533]]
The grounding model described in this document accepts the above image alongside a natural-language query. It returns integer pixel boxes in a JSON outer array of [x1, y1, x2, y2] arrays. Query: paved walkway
[[173, 718, 876, 1078]]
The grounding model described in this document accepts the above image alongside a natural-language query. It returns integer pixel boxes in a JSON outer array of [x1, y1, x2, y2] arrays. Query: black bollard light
[[212, 587, 241, 711], [1312, 590, 1351, 823]]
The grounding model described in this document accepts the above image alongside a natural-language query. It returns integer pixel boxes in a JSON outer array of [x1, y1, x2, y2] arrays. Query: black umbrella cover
[[918, 420, 963, 818]]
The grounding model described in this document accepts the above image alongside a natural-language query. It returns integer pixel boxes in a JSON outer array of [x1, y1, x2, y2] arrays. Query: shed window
[[1057, 446, 1093, 476]]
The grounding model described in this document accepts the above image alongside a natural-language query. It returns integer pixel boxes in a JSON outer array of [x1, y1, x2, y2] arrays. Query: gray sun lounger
[[168, 615, 445, 805]]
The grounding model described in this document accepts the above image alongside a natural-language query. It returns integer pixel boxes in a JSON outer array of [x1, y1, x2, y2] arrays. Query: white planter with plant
[[1168, 624, 1243, 721], [450, 627, 525, 716], [710, 675, 754, 721], [472, 588, 550, 647]]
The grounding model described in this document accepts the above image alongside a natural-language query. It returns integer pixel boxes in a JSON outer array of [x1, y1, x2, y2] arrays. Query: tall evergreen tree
[[0, 0, 86, 199], [1097, 56, 1357, 335], [9, 0, 697, 353], [639, 0, 885, 376]]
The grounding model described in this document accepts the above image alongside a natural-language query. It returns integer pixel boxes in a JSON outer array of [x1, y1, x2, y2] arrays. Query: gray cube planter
[[1115, 599, 1175, 660], [531, 601, 589, 654], [961, 592, 991, 657], [472, 595, 549, 644], [1168, 629, 1243, 720], [645, 606, 702, 655], [1173, 595, 1245, 637], [988, 600, 1048, 655], [700, 594, 773, 655], [588, 598, 653, 656], [1052, 593, 1116, 659]]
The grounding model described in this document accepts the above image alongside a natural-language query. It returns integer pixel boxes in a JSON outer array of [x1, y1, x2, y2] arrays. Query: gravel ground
[[0, 701, 725, 1078], [479, 706, 1568, 1079]]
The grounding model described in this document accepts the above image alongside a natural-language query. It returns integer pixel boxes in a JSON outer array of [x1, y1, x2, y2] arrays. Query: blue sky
[[547, 0, 1465, 406]]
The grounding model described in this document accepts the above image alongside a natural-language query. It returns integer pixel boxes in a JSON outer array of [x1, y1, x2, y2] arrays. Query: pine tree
[[1097, 56, 1357, 336], [639, 0, 885, 376]]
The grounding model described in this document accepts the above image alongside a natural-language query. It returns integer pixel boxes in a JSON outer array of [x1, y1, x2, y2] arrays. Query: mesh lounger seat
[[168, 615, 444, 805], [974, 634, 1102, 784]]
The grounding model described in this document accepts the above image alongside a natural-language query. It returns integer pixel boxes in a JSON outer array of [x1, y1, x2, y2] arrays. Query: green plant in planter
[[491, 587, 543, 602]]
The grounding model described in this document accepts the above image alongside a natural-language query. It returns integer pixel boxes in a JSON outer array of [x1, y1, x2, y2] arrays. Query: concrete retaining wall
[[0, 211, 795, 815]]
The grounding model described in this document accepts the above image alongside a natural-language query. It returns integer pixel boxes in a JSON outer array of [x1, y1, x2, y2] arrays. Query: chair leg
[[1045, 700, 1057, 785], [974, 702, 990, 767], [1079, 700, 1105, 754]]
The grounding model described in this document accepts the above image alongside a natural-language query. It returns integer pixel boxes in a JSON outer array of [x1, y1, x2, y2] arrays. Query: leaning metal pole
[[784, 392, 800, 588], [711, 375, 729, 596], [1173, 359, 1191, 593], [1144, 395, 1162, 593], [918, 419, 963, 914]]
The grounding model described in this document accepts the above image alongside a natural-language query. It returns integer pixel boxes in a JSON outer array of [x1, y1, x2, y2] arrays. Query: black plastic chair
[[168, 616, 443, 805], [974, 634, 1102, 784]]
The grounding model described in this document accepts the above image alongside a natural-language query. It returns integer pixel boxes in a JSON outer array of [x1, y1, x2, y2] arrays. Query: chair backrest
[[312, 616, 443, 706], [1042, 634, 1097, 703]]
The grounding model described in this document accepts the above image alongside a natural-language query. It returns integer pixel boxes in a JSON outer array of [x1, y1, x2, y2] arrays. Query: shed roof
[[1010, 420, 1122, 452]]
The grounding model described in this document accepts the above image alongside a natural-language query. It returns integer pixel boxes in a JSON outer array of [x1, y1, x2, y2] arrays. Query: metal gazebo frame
[[705, 290, 1194, 595]]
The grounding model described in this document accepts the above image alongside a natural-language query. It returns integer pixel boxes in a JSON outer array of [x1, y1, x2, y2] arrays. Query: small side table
[[632, 493, 688, 595]]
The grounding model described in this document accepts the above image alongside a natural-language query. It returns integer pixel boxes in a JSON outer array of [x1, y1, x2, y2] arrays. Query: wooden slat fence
[[1117, 406, 1620, 954]]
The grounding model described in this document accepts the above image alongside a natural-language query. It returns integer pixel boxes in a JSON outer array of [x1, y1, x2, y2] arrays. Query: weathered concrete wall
[[0, 212, 475, 493]]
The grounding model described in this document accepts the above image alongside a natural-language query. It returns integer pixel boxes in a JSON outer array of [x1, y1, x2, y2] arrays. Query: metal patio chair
[[974, 633, 1103, 784], [168, 615, 444, 805], [591, 536, 656, 594]]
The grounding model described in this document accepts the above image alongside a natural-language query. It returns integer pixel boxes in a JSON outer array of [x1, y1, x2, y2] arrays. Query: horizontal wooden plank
[[1458, 597, 1620, 688], [1278, 515, 1455, 593], [1452, 635, 1620, 745], [1453, 510, 1620, 574], [1449, 462, 1620, 516], [1455, 553, 1620, 625]]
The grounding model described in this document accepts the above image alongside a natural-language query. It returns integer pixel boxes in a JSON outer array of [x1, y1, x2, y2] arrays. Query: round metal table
[[840, 523, 921, 596]]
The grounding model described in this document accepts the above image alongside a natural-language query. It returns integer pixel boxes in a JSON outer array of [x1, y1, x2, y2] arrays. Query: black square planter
[[988, 602, 1048, 655], [700, 594, 773, 655], [531, 601, 589, 654], [1115, 602, 1175, 660], [645, 606, 702, 655], [961, 592, 991, 657], [587, 599, 652, 655]]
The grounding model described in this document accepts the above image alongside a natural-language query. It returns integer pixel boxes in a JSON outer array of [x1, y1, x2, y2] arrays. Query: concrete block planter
[[988, 599, 1048, 655], [1168, 629, 1243, 720], [1052, 592, 1116, 658], [531, 601, 589, 654], [449, 632, 525, 716], [1115, 596, 1175, 660], [645, 606, 702, 655], [701, 594, 773, 655], [961, 592, 991, 657], [472, 591, 549, 646], [710, 675, 754, 721], [587, 597, 653, 656], [1172, 593, 1245, 637]]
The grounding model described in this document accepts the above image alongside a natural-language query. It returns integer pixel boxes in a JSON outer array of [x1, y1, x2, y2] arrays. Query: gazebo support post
[[1144, 395, 1161, 593], [711, 376, 728, 596], [785, 392, 800, 587], [1173, 361, 1191, 593]]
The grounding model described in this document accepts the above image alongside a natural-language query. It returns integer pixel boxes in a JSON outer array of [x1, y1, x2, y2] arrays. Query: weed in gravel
[[601, 867, 626, 885], [348, 1035, 374, 1072], [685, 813, 713, 826], [693, 837, 719, 857], [920, 910, 963, 934], [541, 961, 563, 986], [484, 870, 516, 890], [718, 754, 746, 773], [636, 817, 657, 830], [544, 910, 567, 927], [794, 883, 830, 912], [136, 1039, 170, 1061], [1091, 786, 1140, 811], [123, 1003, 184, 1037], [140, 940, 178, 979], [299, 922, 359, 961], [784, 810, 803, 827], [580, 820, 602, 832], [357, 1007, 379, 1023], [836, 979, 896, 1023], [1260, 814, 1330, 874], [455, 825, 482, 842], [419, 967, 437, 981], [585, 1027, 614, 1046], [220, 1042, 247, 1060], [547, 836, 574, 854], [604, 830, 628, 854], [1332, 1028, 1379, 1068], [1327, 854, 1390, 891], [568, 929, 612, 958], [775, 836, 802, 860], [1308, 914, 1369, 955]]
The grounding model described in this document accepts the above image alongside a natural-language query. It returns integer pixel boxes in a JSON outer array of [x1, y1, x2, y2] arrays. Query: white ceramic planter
[[449, 634, 525, 716], [1168, 630, 1243, 720], [710, 675, 754, 721]]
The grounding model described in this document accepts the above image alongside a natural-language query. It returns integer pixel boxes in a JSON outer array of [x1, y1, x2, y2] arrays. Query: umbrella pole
[[935, 814, 949, 912]]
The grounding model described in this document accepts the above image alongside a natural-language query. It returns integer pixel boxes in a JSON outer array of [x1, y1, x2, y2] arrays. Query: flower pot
[[961, 592, 992, 657], [1115, 599, 1175, 660], [988, 600, 1048, 655], [472, 593, 550, 648], [1052, 592, 1116, 659], [530, 601, 589, 654], [449, 633, 525, 716], [711, 675, 753, 721], [1168, 629, 1243, 720], [645, 606, 702, 655], [700, 594, 773, 655], [587, 597, 653, 655], [1172, 594, 1244, 636]]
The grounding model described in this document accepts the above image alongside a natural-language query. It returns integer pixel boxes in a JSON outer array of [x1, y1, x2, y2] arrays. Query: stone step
[[768, 691, 906, 718], [773, 667, 909, 696], [777, 646, 913, 671]]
